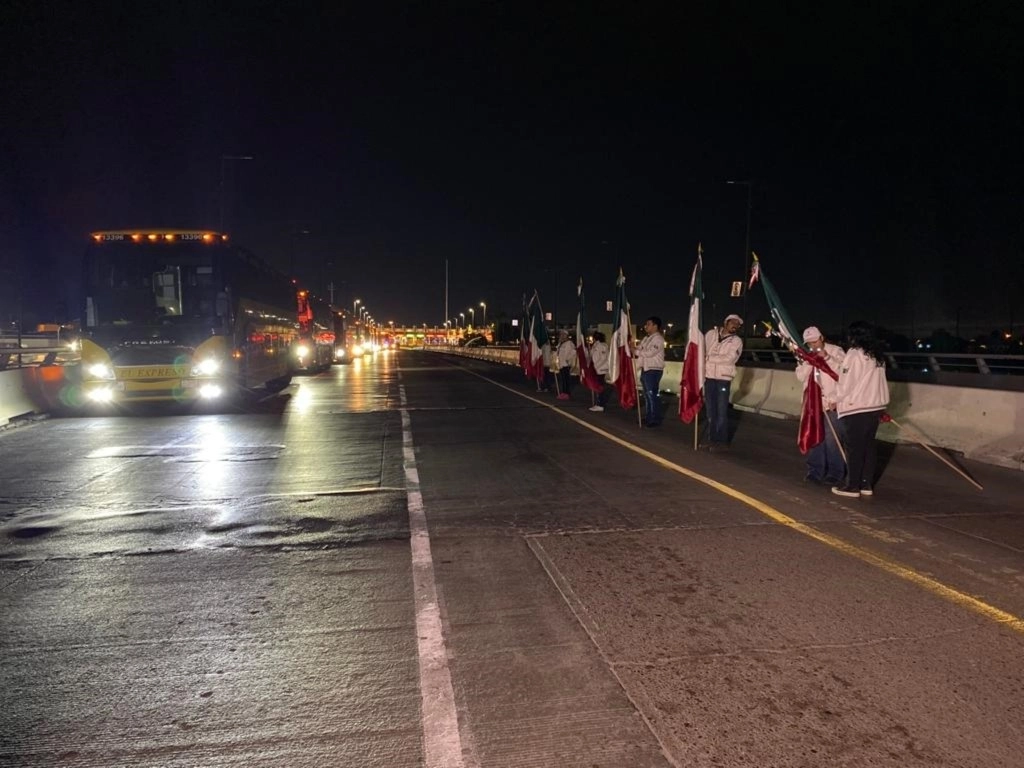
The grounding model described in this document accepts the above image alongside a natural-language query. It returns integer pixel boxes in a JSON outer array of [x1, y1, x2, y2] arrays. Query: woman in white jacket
[[833, 321, 890, 498]]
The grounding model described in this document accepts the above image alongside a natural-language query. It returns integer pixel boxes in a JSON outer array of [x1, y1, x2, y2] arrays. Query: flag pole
[[625, 304, 643, 427], [883, 415, 984, 491], [824, 410, 847, 465]]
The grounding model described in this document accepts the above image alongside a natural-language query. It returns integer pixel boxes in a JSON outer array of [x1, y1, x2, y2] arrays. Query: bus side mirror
[[215, 292, 229, 318]]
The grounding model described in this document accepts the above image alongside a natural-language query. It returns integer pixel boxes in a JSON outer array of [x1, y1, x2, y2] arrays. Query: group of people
[[534, 314, 890, 499]]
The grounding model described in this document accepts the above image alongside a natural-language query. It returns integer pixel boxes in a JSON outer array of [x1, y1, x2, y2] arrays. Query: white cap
[[724, 314, 743, 324], [802, 326, 822, 342]]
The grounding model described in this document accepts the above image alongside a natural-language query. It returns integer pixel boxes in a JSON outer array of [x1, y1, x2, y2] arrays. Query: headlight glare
[[87, 363, 115, 380]]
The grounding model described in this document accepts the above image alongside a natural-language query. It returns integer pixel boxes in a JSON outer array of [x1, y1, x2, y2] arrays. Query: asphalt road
[[1, 350, 1022, 767]]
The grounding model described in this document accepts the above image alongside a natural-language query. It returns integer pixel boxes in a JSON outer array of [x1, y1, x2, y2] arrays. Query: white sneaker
[[588, 405, 604, 412]]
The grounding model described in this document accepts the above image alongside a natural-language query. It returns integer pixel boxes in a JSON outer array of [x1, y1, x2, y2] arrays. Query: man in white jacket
[[588, 331, 610, 412], [555, 330, 576, 400], [702, 314, 744, 449], [636, 316, 666, 426], [796, 326, 846, 484]]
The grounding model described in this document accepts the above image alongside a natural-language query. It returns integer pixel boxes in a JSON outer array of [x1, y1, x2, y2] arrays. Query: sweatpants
[[839, 409, 883, 489]]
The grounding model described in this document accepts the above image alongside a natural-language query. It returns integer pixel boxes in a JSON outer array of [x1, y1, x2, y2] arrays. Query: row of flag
[[518, 253, 834, 453]]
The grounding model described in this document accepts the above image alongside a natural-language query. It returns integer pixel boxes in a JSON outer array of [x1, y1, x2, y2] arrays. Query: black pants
[[559, 366, 572, 395], [839, 410, 882, 489]]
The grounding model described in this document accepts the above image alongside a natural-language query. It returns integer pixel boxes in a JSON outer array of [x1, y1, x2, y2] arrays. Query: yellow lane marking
[[467, 367, 1024, 636]]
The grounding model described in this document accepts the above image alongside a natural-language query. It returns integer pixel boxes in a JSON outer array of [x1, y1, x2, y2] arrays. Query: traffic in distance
[[73, 230, 391, 410]]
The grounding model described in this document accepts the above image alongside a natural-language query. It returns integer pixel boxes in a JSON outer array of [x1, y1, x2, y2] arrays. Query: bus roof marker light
[[202, 233, 214, 243], [148, 234, 158, 241], [131, 233, 142, 242], [92, 234, 102, 242], [164, 234, 175, 241]]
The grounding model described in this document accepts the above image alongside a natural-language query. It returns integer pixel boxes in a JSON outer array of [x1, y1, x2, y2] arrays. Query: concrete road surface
[[1, 349, 1022, 767]]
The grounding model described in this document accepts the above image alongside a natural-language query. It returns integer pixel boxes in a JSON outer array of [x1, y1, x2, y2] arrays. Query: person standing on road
[[555, 330, 575, 400], [589, 331, 610, 412], [833, 321, 890, 498], [702, 314, 744, 449], [796, 326, 846, 484], [636, 316, 666, 426]]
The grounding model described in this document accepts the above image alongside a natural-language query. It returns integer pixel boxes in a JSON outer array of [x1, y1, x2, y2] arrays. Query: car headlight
[[86, 362, 115, 380], [334, 348, 345, 358], [191, 358, 221, 376]]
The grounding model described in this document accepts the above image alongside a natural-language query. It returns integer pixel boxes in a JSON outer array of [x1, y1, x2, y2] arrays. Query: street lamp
[[727, 179, 753, 332], [467, 307, 475, 327], [459, 312, 465, 329], [353, 298, 361, 316], [480, 302, 487, 326]]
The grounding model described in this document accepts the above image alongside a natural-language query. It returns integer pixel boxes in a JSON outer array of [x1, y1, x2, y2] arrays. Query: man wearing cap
[[702, 314, 744, 449], [796, 326, 846, 484]]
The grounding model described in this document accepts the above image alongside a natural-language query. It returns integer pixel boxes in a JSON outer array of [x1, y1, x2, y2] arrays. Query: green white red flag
[[526, 291, 549, 383], [607, 269, 637, 408], [576, 279, 603, 392], [679, 246, 705, 423]]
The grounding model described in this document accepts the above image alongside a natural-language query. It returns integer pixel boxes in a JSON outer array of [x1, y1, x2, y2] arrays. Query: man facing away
[[702, 313, 744, 449], [795, 326, 846, 484], [588, 331, 610, 412], [636, 316, 666, 426], [555, 330, 575, 400]]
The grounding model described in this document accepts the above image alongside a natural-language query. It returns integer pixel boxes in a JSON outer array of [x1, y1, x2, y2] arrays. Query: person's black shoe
[[804, 474, 822, 485]]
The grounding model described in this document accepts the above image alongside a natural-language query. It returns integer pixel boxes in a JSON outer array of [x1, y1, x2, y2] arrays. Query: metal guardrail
[[0, 335, 80, 370]]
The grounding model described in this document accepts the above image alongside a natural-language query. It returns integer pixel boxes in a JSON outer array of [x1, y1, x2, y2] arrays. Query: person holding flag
[[796, 326, 846, 484], [636, 316, 666, 426], [588, 331, 610, 412], [575, 278, 604, 400], [702, 314, 744, 449], [607, 269, 638, 412], [526, 291, 551, 391], [555, 330, 575, 400]]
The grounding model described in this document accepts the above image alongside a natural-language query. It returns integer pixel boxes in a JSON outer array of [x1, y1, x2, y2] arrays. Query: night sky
[[3, 2, 1023, 339]]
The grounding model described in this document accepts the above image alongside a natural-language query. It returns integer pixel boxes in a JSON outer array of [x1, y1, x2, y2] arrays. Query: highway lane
[[1, 349, 1023, 767]]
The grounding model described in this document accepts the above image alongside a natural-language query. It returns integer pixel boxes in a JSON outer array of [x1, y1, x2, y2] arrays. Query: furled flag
[[518, 293, 530, 376], [526, 290, 549, 383], [606, 269, 637, 408], [749, 253, 836, 452], [575, 278, 603, 392], [679, 245, 705, 423]]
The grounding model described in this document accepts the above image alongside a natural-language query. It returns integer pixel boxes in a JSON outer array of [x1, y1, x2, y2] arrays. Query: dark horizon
[[3, 3, 1022, 339]]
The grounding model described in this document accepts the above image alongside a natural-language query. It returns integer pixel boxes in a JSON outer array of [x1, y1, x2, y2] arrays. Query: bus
[[292, 289, 334, 373], [79, 229, 297, 405], [331, 309, 355, 364]]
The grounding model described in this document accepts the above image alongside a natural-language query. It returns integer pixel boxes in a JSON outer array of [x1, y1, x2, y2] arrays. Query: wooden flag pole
[[884, 415, 984, 491], [824, 410, 848, 465]]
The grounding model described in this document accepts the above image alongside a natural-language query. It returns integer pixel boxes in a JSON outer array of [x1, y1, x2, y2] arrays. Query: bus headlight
[[334, 348, 345, 358], [87, 387, 114, 402], [191, 358, 221, 376], [296, 344, 310, 359], [198, 384, 223, 399], [352, 344, 364, 356], [86, 363, 115, 380]]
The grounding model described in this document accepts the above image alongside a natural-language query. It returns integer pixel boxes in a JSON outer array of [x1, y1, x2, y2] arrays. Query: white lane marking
[[398, 376, 466, 768]]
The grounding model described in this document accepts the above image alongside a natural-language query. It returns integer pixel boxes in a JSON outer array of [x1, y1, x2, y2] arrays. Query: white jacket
[[556, 339, 576, 369], [704, 328, 743, 380], [795, 342, 845, 407], [636, 332, 665, 371], [836, 347, 889, 417], [590, 341, 610, 375]]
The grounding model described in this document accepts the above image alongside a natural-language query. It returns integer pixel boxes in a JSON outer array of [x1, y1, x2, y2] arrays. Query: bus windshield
[[84, 235, 229, 347]]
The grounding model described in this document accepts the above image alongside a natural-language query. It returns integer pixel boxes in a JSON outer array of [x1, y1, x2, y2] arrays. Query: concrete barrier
[[428, 347, 1024, 471], [0, 369, 45, 426]]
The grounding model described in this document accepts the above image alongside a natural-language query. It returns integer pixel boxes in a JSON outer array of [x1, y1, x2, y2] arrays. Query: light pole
[[353, 298, 361, 317], [727, 179, 753, 333], [467, 307, 475, 327], [459, 312, 465, 329], [480, 302, 487, 326], [219, 154, 253, 233]]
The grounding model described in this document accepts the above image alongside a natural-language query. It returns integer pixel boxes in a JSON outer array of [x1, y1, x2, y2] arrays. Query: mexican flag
[[606, 269, 637, 408], [526, 291, 549, 383], [750, 253, 836, 452], [679, 248, 705, 423], [576, 279, 603, 392]]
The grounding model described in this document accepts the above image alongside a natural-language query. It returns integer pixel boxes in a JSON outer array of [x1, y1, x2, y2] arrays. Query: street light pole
[[467, 307, 475, 327], [727, 179, 753, 333], [480, 302, 487, 326]]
